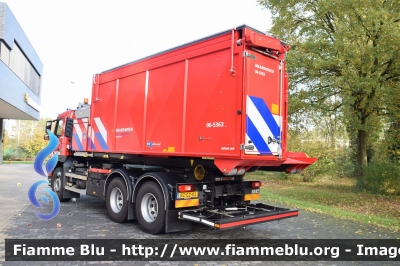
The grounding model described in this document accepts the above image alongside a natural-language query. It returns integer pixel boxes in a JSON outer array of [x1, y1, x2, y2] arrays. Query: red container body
[[71, 25, 315, 173]]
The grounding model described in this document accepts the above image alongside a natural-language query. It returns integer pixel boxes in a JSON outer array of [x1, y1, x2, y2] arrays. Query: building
[[0, 2, 43, 163]]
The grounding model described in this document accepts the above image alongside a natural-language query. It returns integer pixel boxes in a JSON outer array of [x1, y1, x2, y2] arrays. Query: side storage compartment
[[86, 171, 106, 198]]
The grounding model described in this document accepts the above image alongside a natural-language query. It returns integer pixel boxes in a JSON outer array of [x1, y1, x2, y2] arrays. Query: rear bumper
[[283, 152, 318, 174], [214, 152, 317, 174], [178, 203, 298, 230]]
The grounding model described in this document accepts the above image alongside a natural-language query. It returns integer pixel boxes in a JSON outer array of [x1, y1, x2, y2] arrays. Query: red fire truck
[[45, 25, 316, 234]]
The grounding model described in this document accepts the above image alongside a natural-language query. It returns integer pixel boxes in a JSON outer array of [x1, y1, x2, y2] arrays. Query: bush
[[356, 161, 400, 195], [2, 148, 29, 161]]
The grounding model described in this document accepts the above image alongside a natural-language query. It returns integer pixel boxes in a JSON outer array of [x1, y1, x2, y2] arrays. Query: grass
[[246, 173, 400, 232], [2, 161, 34, 164]]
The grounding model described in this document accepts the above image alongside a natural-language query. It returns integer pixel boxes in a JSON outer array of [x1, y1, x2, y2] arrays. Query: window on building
[[0, 41, 11, 65], [0, 41, 41, 96]]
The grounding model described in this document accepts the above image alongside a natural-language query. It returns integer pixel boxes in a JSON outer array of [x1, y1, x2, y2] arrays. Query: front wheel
[[51, 167, 70, 202], [106, 178, 128, 223], [135, 181, 165, 234]]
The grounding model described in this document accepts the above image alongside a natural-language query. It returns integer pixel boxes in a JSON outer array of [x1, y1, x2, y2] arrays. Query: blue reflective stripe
[[89, 138, 96, 150], [73, 133, 84, 151], [95, 132, 109, 150], [246, 116, 271, 154], [249, 96, 280, 138]]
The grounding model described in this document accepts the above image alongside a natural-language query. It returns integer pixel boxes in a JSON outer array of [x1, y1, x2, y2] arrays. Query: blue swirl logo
[[34, 130, 59, 177], [29, 130, 60, 220], [28, 180, 60, 220]]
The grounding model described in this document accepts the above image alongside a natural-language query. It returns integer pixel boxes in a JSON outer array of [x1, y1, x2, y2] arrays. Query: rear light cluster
[[223, 168, 245, 176], [252, 181, 262, 188], [178, 184, 195, 192]]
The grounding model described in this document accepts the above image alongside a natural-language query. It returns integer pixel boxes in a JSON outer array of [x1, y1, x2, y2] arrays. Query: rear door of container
[[244, 48, 283, 156]]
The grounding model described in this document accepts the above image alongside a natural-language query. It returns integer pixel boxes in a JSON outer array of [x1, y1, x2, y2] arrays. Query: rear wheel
[[106, 178, 128, 223], [51, 167, 71, 202], [135, 181, 165, 234]]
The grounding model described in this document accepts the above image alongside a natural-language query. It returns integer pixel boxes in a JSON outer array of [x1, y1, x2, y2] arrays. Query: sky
[[4, 0, 271, 119]]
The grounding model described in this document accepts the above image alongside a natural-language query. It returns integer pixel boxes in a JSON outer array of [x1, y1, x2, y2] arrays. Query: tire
[[51, 167, 70, 202], [135, 181, 165, 234], [106, 178, 128, 223]]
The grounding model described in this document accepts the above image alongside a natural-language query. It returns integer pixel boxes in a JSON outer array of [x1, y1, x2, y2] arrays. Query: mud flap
[[165, 209, 192, 233], [178, 203, 298, 230]]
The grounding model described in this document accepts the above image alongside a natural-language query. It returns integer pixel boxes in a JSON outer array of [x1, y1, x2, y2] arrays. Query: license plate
[[177, 191, 198, 199]]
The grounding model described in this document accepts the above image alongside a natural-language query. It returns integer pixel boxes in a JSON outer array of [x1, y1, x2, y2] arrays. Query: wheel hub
[[54, 172, 61, 192], [110, 187, 124, 213], [141, 193, 158, 222]]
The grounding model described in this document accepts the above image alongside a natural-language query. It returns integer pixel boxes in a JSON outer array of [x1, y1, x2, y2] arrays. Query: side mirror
[[46, 121, 52, 133], [65, 118, 74, 138], [44, 134, 49, 141]]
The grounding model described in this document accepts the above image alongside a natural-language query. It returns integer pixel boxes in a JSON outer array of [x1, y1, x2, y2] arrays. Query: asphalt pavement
[[0, 164, 399, 266]]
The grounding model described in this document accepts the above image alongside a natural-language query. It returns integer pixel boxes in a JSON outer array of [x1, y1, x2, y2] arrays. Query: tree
[[3, 118, 49, 160], [257, 0, 400, 172]]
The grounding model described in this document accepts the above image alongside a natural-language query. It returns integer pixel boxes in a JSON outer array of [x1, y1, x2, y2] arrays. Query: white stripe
[[200, 219, 215, 227], [82, 118, 88, 130], [245, 133, 260, 155], [94, 117, 107, 144], [182, 214, 200, 222], [273, 115, 282, 130], [273, 114, 282, 152], [73, 121, 83, 144], [91, 128, 95, 147], [247, 96, 279, 153]]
